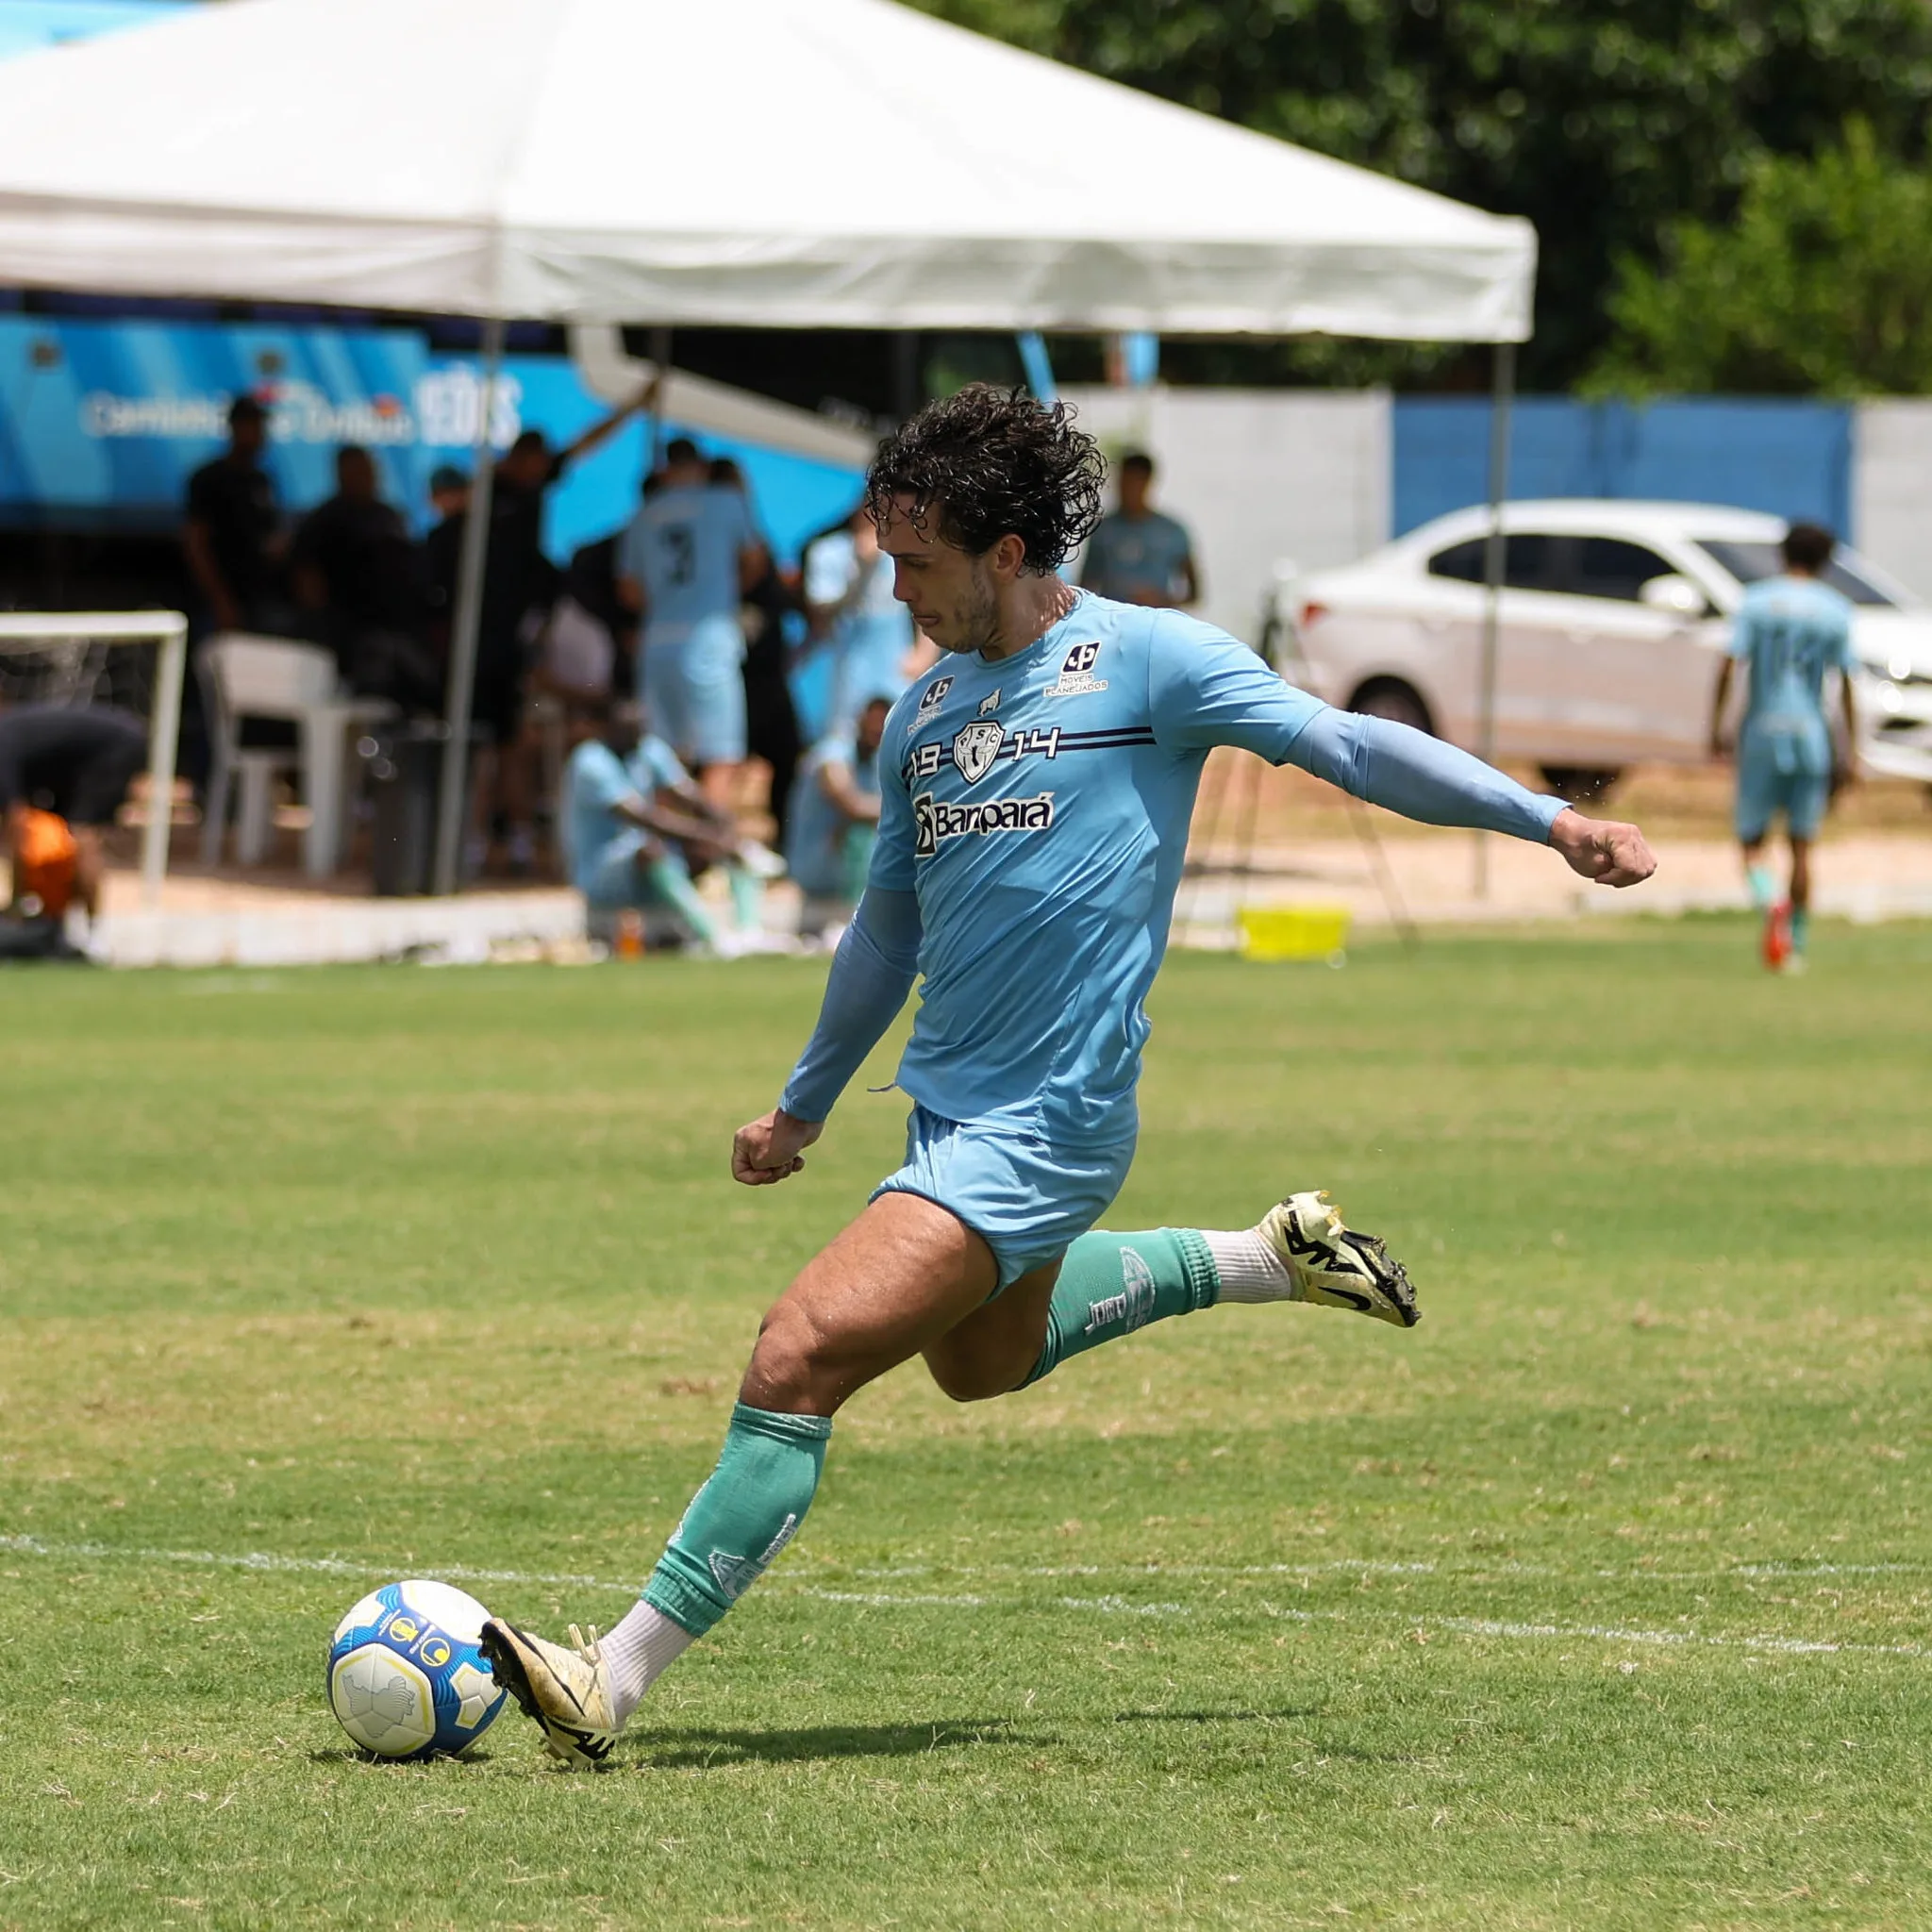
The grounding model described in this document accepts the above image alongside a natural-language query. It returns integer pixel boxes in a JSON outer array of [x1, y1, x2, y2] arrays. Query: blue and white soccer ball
[[326, 1579, 507, 1760]]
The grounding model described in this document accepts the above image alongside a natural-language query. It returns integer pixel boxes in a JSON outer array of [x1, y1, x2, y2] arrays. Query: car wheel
[[1349, 679, 1434, 736], [1538, 766, 1624, 805]]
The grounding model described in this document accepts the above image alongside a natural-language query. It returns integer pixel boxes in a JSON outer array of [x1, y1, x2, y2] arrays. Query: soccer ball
[[326, 1579, 507, 1760]]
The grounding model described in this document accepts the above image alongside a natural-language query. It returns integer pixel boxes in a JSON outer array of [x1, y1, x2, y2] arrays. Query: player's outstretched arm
[[1286, 708, 1656, 883], [731, 886, 924, 1187]]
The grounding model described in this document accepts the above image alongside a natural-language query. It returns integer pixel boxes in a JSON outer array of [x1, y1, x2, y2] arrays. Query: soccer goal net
[[0, 610, 189, 908]]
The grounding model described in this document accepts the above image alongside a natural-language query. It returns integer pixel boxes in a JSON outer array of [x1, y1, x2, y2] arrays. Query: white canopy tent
[[0, 0, 1535, 891]]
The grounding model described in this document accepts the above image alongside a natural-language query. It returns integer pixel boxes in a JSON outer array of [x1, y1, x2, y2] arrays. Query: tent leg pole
[[1473, 339, 1515, 901], [649, 326, 672, 469], [432, 314, 505, 898], [141, 618, 187, 909]]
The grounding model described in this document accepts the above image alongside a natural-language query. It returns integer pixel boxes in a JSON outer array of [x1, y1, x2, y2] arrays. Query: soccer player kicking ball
[[482, 389, 1657, 1766]]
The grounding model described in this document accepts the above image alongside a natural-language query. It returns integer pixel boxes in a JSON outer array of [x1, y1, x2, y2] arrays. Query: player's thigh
[[1734, 754, 1778, 846], [641, 643, 691, 753], [742, 1191, 1000, 1414], [1787, 774, 1830, 842], [685, 658, 748, 770], [922, 1257, 1061, 1402]]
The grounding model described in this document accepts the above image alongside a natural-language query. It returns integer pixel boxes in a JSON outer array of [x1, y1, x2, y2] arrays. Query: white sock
[[599, 1599, 694, 1724], [1203, 1228, 1297, 1304]]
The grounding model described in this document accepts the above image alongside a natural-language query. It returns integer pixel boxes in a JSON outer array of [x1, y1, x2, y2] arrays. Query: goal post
[[0, 610, 190, 909]]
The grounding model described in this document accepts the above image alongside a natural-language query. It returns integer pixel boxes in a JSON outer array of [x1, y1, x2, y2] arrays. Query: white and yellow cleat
[[1255, 1191, 1420, 1327], [478, 1618, 622, 1769]]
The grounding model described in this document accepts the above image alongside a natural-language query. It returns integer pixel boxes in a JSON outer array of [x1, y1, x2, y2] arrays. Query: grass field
[[3, 923, 1929, 1930]]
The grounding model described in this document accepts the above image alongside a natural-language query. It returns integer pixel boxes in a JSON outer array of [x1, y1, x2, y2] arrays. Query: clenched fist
[[1549, 808, 1657, 889], [732, 1108, 824, 1187]]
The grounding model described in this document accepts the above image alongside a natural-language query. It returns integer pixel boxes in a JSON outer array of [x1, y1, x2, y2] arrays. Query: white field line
[[3, 1533, 1924, 1659], [0, 1534, 625, 1594], [852, 1558, 1932, 1584]]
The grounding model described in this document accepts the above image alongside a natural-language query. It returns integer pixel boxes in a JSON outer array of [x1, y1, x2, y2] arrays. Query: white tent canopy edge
[[0, 0, 1536, 893]]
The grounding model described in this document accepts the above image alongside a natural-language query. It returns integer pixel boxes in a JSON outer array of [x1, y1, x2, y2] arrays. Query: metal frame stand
[[1473, 339, 1516, 899], [431, 315, 506, 898]]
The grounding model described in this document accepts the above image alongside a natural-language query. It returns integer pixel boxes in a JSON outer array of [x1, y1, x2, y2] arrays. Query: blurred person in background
[[785, 691, 891, 944], [1709, 519, 1858, 973], [520, 533, 632, 871], [803, 500, 928, 728], [431, 388, 652, 876], [419, 462, 471, 652], [180, 393, 287, 790], [0, 702, 147, 927], [712, 457, 806, 848], [618, 441, 780, 931], [1080, 450, 1198, 608], [561, 696, 766, 956], [290, 445, 439, 711], [618, 439, 767, 810], [184, 395, 283, 638]]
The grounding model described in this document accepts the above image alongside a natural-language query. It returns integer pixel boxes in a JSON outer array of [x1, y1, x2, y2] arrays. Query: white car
[[1285, 500, 1932, 798]]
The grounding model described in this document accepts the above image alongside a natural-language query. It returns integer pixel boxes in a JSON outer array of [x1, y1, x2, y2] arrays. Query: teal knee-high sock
[[725, 860, 762, 931], [641, 1404, 830, 1636], [1022, 1228, 1220, 1388], [643, 856, 722, 946]]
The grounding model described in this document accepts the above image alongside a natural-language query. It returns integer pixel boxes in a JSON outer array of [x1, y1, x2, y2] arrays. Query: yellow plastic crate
[[1237, 904, 1351, 962]]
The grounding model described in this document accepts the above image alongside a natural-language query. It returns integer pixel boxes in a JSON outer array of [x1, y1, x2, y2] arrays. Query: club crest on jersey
[[1047, 640, 1108, 695], [951, 720, 1004, 784], [915, 675, 954, 718]]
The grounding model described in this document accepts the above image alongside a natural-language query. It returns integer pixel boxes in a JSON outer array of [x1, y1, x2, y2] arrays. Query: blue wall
[[1393, 397, 1853, 540]]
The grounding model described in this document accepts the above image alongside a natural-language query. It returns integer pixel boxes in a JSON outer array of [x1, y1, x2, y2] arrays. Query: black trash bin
[[362, 723, 469, 897]]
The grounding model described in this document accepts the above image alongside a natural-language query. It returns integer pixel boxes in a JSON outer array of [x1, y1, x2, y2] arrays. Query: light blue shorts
[[874, 1104, 1138, 1291], [1736, 751, 1830, 843], [642, 615, 746, 767]]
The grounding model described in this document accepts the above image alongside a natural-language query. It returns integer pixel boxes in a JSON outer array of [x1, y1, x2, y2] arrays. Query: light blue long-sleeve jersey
[[780, 593, 1565, 1137], [1727, 575, 1856, 778]]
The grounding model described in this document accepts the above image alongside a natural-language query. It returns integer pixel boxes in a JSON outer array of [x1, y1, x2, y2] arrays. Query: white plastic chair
[[198, 634, 391, 876]]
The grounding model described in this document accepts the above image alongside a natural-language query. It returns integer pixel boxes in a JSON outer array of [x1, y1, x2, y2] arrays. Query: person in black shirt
[[0, 704, 148, 919], [183, 395, 282, 634], [291, 446, 437, 710], [427, 387, 653, 874], [711, 457, 805, 845]]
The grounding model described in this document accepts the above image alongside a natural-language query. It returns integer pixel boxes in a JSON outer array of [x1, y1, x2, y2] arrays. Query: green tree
[[909, 0, 1932, 391], [1588, 124, 1932, 395]]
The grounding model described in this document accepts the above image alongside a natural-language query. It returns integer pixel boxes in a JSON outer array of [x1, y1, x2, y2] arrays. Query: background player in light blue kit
[[1710, 521, 1859, 971], [1080, 449, 1198, 607], [482, 388, 1657, 1767], [617, 438, 766, 816], [805, 505, 929, 726], [785, 692, 891, 942], [561, 696, 758, 956]]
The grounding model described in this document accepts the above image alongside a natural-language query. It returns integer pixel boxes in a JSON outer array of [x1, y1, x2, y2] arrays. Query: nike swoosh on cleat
[[1319, 1283, 1374, 1313]]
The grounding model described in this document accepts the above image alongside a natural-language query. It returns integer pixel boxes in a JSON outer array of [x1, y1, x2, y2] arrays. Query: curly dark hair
[[864, 384, 1106, 574]]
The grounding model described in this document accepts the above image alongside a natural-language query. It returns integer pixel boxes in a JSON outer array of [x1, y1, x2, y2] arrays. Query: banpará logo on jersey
[[952, 720, 1004, 784], [915, 675, 954, 718], [1047, 641, 1107, 695], [912, 790, 1055, 858]]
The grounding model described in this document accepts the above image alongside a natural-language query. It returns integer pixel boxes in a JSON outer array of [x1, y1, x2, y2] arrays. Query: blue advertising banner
[[0, 315, 862, 565]]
